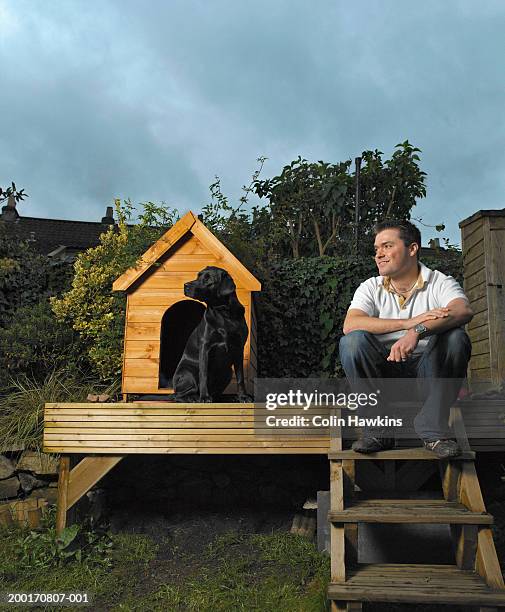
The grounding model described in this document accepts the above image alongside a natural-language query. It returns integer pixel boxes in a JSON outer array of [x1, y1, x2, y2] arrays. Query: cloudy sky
[[1, 0, 504, 246]]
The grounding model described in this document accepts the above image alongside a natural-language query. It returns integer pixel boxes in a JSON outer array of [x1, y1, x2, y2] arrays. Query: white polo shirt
[[348, 261, 469, 354]]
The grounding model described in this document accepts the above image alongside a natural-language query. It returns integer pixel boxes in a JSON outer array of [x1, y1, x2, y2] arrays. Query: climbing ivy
[[255, 257, 376, 378]]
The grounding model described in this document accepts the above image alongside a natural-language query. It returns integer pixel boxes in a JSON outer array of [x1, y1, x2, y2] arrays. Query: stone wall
[[0, 451, 58, 506]]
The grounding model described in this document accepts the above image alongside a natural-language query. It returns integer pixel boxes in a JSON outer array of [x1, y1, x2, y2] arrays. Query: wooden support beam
[[67, 456, 124, 510], [446, 407, 475, 569], [342, 460, 358, 569], [56, 456, 70, 534], [329, 416, 353, 611], [342, 460, 355, 501], [459, 461, 486, 512], [440, 459, 461, 502], [454, 524, 478, 569], [330, 460, 345, 581], [330, 458, 347, 612], [329, 409, 342, 454], [450, 405, 472, 452], [458, 460, 504, 589], [476, 529, 505, 590]]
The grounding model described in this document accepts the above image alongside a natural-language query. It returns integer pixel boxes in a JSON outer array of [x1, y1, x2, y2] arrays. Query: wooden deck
[[45, 400, 505, 546], [43, 402, 330, 454], [43, 400, 505, 455]]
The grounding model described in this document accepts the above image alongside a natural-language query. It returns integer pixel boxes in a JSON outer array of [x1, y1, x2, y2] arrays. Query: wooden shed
[[459, 209, 505, 391], [112, 211, 261, 398]]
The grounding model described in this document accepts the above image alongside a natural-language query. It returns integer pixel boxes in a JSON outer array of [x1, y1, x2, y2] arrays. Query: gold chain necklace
[[390, 278, 418, 296]]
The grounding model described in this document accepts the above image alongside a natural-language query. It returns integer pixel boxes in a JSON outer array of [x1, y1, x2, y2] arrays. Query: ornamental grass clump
[[0, 369, 120, 450]]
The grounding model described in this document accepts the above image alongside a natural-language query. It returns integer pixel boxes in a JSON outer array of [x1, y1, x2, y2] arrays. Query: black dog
[[172, 266, 251, 402]]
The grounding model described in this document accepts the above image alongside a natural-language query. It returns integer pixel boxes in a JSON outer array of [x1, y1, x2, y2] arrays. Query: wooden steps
[[327, 408, 505, 611], [328, 564, 505, 605], [328, 498, 493, 524]]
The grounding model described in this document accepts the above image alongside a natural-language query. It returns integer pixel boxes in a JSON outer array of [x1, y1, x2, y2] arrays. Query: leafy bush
[[0, 300, 87, 390], [13, 507, 113, 570], [422, 244, 464, 284], [51, 200, 179, 381], [0, 369, 120, 450], [0, 225, 68, 328], [14, 523, 113, 570]]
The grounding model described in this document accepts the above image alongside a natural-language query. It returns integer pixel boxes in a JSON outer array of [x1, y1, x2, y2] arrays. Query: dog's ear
[[217, 271, 236, 298]]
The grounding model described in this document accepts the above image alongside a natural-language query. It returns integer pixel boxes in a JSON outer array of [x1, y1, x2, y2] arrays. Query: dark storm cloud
[[0, 0, 504, 244]]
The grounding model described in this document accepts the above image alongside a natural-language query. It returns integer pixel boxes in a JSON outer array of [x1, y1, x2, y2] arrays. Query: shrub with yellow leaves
[[51, 200, 179, 381]]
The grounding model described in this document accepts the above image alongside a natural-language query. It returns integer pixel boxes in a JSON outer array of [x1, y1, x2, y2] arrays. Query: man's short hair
[[374, 219, 421, 259]]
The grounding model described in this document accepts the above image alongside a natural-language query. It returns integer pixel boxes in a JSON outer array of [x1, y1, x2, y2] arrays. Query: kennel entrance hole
[[159, 300, 206, 388]]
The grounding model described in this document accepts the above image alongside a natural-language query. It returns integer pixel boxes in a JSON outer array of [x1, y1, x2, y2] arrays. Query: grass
[[110, 530, 329, 612], [111, 532, 159, 565], [0, 519, 329, 612], [0, 368, 120, 450]]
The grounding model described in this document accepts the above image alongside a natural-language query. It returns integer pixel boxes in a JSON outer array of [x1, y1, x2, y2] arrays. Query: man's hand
[[408, 308, 449, 328], [388, 309, 450, 360], [387, 329, 420, 362]]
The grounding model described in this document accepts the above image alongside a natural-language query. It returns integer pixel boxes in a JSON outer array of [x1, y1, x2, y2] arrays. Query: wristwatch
[[414, 323, 428, 337]]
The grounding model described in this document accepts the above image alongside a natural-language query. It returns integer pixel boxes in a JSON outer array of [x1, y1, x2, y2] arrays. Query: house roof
[[112, 211, 262, 292], [3, 216, 115, 255], [0, 199, 117, 256]]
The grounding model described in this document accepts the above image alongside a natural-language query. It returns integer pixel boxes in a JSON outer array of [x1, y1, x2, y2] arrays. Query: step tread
[[328, 564, 505, 604], [328, 499, 493, 524], [328, 448, 475, 460]]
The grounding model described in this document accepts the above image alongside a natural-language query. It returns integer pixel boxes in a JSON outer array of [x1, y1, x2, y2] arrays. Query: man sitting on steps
[[340, 219, 473, 459]]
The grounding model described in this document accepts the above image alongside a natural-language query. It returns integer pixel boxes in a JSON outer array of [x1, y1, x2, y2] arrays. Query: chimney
[[428, 238, 440, 250], [101, 206, 114, 224], [1, 195, 19, 221]]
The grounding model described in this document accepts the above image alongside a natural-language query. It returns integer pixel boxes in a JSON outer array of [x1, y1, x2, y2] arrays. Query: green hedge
[[0, 225, 71, 329], [0, 300, 88, 390], [256, 257, 375, 377]]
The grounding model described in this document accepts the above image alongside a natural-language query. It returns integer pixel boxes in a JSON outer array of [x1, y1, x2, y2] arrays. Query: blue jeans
[[339, 328, 472, 440]]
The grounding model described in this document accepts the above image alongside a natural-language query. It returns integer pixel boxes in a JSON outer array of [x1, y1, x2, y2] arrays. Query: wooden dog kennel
[[112, 211, 261, 398]]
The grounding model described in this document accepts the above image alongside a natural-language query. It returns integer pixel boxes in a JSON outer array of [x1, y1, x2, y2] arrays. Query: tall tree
[[253, 142, 427, 259]]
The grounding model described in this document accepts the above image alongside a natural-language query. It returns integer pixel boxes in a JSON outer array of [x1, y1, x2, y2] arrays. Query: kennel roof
[[112, 210, 261, 292]]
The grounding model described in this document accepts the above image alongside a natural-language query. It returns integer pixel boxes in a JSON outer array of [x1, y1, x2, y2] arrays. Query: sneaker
[[423, 439, 461, 459], [351, 437, 395, 454]]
